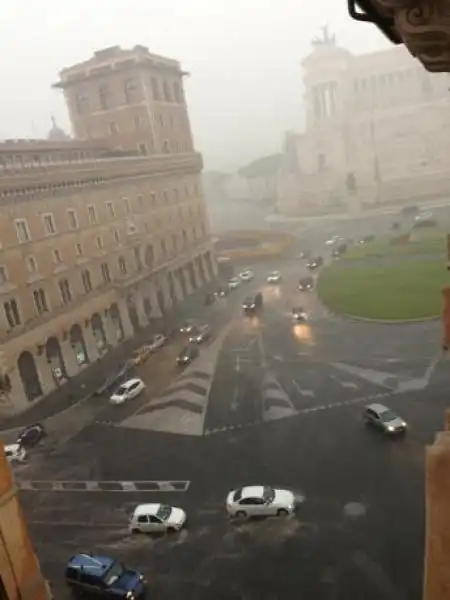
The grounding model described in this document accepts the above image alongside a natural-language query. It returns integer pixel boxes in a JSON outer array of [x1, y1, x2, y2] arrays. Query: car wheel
[[131, 528, 139, 534], [277, 509, 289, 517], [235, 511, 247, 519], [167, 526, 177, 534]]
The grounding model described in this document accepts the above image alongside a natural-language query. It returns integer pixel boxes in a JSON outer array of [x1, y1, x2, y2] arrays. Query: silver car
[[363, 403, 407, 435]]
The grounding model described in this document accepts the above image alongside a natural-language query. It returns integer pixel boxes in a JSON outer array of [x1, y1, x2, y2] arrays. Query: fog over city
[[1, 0, 389, 171]]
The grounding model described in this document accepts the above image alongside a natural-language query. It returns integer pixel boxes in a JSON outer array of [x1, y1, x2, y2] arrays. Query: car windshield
[[263, 487, 275, 503], [115, 385, 127, 395], [232, 489, 243, 502], [103, 560, 124, 585], [380, 410, 398, 423], [156, 504, 172, 521]]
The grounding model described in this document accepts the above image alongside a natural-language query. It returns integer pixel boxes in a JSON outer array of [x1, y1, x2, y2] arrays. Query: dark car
[[299, 276, 314, 291], [17, 423, 47, 449], [189, 324, 212, 344], [65, 553, 146, 599], [176, 344, 199, 366], [307, 256, 323, 270], [331, 243, 347, 258], [242, 292, 263, 314]]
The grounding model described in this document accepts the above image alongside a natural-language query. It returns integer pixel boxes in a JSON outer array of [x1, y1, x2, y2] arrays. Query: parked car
[[129, 503, 187, 534], [16, 423, 47, 449], [239, 270, 254, 282], [226, 485, 296, 519], [147, 333, 167, 351], [363, 403, 407, 435], [189, 324, 212, 344], [266, 270, 281, 283], [176, 344, 199, 366], [95, 365, 134, 397], [228, 277, 241, 290], [4, 443, 27, 463], [65, 553, 146, 599], [109, 378, 146, 405]]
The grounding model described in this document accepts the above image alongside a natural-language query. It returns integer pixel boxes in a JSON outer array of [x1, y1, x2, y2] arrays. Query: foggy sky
[[1, 0, 389, 171]]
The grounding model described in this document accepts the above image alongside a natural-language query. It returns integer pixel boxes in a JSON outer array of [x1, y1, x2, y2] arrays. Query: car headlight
[[387, 426, 395, 432], [126, 592, 135, 599]]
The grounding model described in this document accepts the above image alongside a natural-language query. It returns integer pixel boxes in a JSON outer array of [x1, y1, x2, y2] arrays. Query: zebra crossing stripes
[[119, 332, 228, 435], [262, 372, 296, 421], [17, 480, 191, 493]]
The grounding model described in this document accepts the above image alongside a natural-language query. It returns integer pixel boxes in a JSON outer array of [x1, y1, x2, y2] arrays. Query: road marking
[[17, 480, 191, 493], [235, 355, 241, 373], [28, 519, 127, 529], [329, 375, 358, 389], [292, 379, 315, 397], [231, 385, 239, 412], [331, 362, 398, 389]]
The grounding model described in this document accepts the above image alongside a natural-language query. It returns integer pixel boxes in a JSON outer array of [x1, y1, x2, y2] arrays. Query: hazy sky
[[1, 1, 389, 171]]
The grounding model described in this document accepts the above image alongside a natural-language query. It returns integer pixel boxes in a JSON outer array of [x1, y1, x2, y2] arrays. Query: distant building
[[47, 115, 70, 141], [239, 154, 283, 205], [277, 28, 450, 215]]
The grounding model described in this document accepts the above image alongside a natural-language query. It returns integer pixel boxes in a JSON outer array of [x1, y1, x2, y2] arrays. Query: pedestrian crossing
[[262, 371, 297, 421], [119, 335, 225, 436], [17, 480, 191, 492]]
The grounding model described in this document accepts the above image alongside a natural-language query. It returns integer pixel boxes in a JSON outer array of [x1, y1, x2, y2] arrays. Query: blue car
[[65, 553, 146, 598]]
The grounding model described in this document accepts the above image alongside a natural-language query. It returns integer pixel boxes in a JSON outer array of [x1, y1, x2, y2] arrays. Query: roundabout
[[317, 234, 448, 321]]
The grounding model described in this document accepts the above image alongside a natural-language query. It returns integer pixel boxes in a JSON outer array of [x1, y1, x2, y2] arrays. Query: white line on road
[[292, 380, 315, 397], [329, 375, 358, 389], [231, 385, 239, 412]]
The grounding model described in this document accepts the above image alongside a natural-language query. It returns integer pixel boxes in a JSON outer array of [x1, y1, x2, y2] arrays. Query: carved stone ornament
[[372, 0, 450, 72]]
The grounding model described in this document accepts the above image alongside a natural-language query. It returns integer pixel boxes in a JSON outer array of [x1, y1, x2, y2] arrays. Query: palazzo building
[[0, 45, 216, 416]]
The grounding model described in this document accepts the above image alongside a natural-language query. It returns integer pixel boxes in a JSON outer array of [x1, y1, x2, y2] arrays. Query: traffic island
[[317, 259, 447, 322]]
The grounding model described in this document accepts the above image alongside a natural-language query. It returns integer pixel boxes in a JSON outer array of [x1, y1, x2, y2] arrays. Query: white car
[[266, 271, 281, 283], [147, 333, 167, 351], [414, 211, 433, 222], [228, 277, 241, 289], [110, 378, 146, 405], [4, 443, 27, 463], [239, 270, 254, 282], [325, 236, 338, 246], [226, 485, 296, 518], [129, 503, 187, 534]]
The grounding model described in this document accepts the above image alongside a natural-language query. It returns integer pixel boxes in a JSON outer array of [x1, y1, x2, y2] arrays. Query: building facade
[[277, 30, 450, 215], [0, 46, 216, 417], [0, 444, 50, 600]]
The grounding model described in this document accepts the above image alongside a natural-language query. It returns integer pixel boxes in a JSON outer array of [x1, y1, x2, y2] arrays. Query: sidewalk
[[0, 278, 220, 435]]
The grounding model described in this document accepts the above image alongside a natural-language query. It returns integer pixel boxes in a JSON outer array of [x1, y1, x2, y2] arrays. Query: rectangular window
[[59, 279, 72, 304], [106, 202, 115, 217], [134, 116, 142, 130], [75, 243, 83, 257], [26, 256, 37, 273], [53, 249, 63, 264], [101, 262, 111, 283], [67, 209, 79, 230], [0, 266, 7, 285], [96, 235, 103, 249], [43, 213, 56, 235], [151, 77, 160, 100], [109, 122, 118, 135], [114, 230, 121, 245], [15, 219, 31, 243], [124, 198, 131, 213], [33, 288, 48, 314], [150, 192, 157, 206], [87, 205, 97, 224], [138, 142, 148, 155], [3, 299, 21, 327], [137, 195, 144, 210]]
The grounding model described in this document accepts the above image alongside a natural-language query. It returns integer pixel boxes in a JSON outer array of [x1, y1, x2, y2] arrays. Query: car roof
[[239, 485, 265, 499], [121, 378, 141, 388], [366, 403, 390, 414], [133, 503, 161, 516], [4, 443, 20, 452], [68, 553, 114, 575]]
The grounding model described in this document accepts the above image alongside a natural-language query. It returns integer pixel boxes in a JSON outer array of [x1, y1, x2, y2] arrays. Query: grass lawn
[[317, 259, 448, 320], [344, 234, 446, 260]]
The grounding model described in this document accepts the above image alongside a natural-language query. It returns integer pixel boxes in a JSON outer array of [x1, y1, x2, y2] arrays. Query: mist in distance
[[0, 0, 388, 171]]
